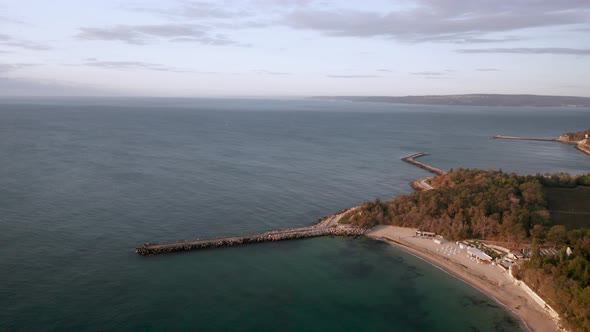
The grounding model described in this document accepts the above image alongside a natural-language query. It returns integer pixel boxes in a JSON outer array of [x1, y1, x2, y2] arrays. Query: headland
[[136, 152, 572, 331]]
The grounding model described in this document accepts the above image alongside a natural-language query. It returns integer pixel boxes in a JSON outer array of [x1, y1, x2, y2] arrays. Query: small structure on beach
[[415, 230, 436, 238], [467, 247, 493, 263]]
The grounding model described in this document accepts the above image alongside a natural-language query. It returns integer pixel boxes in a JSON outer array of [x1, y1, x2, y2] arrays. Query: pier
[[493, 135, 589, 156], [401, 152, 447, 176], [492, 135, 558, 142], [136, 208, 364, 255]]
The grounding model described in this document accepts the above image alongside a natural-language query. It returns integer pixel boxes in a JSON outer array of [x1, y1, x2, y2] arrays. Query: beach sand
[[366, 225, 563, 332]]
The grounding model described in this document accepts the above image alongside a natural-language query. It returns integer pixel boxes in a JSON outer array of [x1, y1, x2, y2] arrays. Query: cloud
[[0, 40, 51, 50], [77, 24, 205, 45], [254, 70, 291, 75], [0, 33, 51, 50], [447, 36, 522, 44], [0, 76, 116, 96], [0, 63, 39, 73], [456, 47, 590, 55], [326, 74, 381, 78], [376, 69, 392, 72], [0, 16, 26, 25], [475, 68, 500, 71], [410, 71, 451, 79], [171, 34, 242, 46], [411, 71, 446, 76], [83, 60, 188, 72], [283, 0, 590, 43], [76, 24, 244, 46], [128, 1, 251, 19], [124, 2, 271, 30]]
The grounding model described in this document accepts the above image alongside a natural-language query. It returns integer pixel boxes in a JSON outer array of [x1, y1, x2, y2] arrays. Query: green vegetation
[[514, 227, 590, 332], [346, 168, 590, 331], [562, 128, 590, 142], [347, 169, 549, 243]]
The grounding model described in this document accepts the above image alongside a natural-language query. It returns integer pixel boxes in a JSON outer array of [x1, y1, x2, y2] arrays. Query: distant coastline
[[312, 94, 590, 108]]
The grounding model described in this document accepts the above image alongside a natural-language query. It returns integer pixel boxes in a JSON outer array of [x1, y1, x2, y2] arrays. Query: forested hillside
[[346, 169, 549, 242]]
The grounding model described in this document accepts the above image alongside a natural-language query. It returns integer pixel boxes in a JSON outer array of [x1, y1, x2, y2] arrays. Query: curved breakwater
[[401, 152, 447, 176]]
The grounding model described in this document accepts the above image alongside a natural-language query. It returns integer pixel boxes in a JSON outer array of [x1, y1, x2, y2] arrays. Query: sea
[[1, 98, 589, 332]]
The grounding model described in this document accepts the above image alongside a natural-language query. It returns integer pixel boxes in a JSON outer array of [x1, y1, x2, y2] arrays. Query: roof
[[416, 230, 436, 235], [467, 247, 493, 261]]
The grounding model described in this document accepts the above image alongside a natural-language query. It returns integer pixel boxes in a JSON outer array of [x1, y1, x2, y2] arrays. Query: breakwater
[[137, 152, 448, 256], [136, 209, 364, 255], [401, 152, 447, 176], [492, 135, 558, 142], [493, 135, 589, 157]]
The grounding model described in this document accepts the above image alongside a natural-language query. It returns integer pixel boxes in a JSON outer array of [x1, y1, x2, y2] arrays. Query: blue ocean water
[[1, 98, 589, 331]]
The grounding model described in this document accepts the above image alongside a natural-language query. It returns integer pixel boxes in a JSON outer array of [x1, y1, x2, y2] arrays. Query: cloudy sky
[[1, 0, 589, 97]]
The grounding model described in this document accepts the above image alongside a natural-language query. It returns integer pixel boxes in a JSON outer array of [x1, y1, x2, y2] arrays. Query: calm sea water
[[1, 98, 589, 331]]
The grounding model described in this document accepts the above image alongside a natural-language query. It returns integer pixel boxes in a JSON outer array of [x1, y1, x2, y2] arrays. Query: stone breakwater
[[401, 152, 447, 176], [136, 153, 448, 256], [493, 134, 589, 157], [136, 209, 364, 255], [492, 135, 559, 142]]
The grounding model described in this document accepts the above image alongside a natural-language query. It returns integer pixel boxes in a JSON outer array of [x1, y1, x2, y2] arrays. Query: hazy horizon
[[1, 1, 589, 97]]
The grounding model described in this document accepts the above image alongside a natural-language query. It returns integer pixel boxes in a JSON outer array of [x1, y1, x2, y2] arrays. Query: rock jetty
[[136, 209, 364, 255], [401, 152, 447, 176]]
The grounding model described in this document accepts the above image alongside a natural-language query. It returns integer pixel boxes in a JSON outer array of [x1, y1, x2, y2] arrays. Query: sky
[[1, 0, 589, 97]]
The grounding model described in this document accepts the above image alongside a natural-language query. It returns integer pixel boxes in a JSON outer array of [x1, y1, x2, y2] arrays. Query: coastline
[[366, 226, 564, 332], [575, 143, 590, 156]]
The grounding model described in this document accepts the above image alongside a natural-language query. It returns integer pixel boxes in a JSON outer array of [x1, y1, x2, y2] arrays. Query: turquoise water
[[1, 98, 589, 331]]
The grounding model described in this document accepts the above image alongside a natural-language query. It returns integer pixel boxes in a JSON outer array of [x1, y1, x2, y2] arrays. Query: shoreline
[[366, 226, 563, 332], [575, 143, 590, 156]]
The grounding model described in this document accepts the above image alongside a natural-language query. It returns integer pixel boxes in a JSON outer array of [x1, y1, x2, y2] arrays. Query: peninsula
[[313, 94, 590, 108]]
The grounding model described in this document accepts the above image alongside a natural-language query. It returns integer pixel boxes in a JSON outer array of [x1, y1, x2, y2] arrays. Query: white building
[[467, 247, 493, 263]]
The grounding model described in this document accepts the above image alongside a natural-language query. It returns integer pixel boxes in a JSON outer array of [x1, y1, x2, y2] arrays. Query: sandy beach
[[367, 225, 563, 332]]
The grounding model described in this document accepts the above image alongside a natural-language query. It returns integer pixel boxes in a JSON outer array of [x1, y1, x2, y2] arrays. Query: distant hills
[[312, 94, 590, 107]]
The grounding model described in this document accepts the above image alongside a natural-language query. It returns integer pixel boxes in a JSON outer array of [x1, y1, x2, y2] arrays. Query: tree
[[547, 225, 567, 247]]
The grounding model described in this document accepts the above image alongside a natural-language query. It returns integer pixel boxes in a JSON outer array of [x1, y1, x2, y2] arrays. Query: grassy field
[[544, 186, 590, 229]]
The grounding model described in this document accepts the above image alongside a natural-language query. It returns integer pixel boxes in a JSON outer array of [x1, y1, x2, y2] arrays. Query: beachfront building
[[415, 230, 436, 238], [507, 251, 524, 261], [467, 247, 493, 263]]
